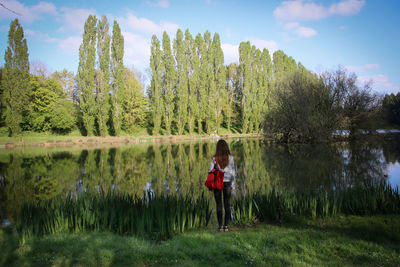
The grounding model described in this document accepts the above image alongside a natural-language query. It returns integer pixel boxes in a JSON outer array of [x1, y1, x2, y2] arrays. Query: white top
[[208, 155, 235, 183]]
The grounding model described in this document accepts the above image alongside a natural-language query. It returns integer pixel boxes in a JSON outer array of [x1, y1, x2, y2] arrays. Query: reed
[[15, 181, 399, 242], [16, 192, 212, 242], [232, 181, 400, 225]]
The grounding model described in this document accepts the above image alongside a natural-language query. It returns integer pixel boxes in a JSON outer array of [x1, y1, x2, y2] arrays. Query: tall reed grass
[[16, 193, 211, 242], [16, 181, 399, 242], [231, 181, 400, 224]]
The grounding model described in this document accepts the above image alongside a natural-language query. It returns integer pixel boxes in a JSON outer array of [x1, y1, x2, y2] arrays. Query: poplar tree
[[225, 63, 240, 132], [259, 48, 273, 132], [174, 29, 188, 135], [212, 33, 225, 133], [111, 20, 124, 136], [77, 15, 97, 136], [239, 41, 251, 133], [185, 29, 198, 135], [161, 32, 175, 135], [1, 19, 29, 136], [273, 50, 297, 81], [204, 31, 216, 134], [149, 35, 163, 135], [195, 33, 207, 134], [96, 16, 111, 136]]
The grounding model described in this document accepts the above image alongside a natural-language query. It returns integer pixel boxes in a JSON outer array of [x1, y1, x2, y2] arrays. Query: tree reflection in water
[[0, 136, 399, 225]]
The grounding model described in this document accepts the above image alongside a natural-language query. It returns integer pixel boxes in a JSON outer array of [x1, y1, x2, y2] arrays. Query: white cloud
[[120, 11, 179, 36], [146, 0, 170, 8], [159, 21, 179, 35], [58, 7, 96, 33], [358, 74, 400, 94], [329, 0, 365, 16], [222, 39, 279, 64], [25, 28, 81, 56], [221, 43, 239, 64], [58, 36, 82, 56], [122, 31, 151, 69], [0, 0, 57, 24], [295, 26, 317, 37], [345, 64, 380, 72], [274, 0, 365, 21], [24, 28, 57, 42], [284, 22, 317, 38], [248, 38, 279, 53]]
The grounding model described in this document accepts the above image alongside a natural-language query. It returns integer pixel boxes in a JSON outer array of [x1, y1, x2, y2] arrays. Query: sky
[[0, 0, 399, 94]]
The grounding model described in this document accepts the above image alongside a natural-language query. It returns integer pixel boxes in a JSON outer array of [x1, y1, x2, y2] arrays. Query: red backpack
[[205, 160, 224, 190]]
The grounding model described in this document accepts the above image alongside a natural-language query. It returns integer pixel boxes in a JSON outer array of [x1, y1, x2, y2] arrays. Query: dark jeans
[[214, 182, 232, 227]]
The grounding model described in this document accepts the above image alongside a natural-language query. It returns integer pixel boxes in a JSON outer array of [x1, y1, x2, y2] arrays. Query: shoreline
[[0, 133, 263, 149]]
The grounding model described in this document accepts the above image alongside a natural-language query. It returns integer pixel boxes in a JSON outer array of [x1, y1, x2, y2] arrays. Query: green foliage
[[50, 100, 76, 133], [96, 16, 111, 137], [24, 75, 75, 133], [77, 15, 97, 136], [149, 35, 163, 135], [26, 75, 58, 131], [264, 71, 335, 143], [120, 68, 147, 133], [383, 92, 400, 126], [322, 67, 382, 136], [51, 69, 76, 102], [1, 19, 30, 136], [174, 29, 188, 135], [185, 29, 198, 135], [161, 31, 175, 135], [111, 20, 125, 136], [212, 33, 225, 133]]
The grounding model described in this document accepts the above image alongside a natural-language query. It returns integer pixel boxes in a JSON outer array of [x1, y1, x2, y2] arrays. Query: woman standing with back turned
[[209, 139, 235, 232]]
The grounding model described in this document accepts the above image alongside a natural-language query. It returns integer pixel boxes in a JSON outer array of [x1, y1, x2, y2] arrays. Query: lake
[[1, 135, 399, 226]]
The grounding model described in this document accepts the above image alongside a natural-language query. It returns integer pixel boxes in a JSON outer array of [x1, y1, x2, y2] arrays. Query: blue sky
[[0, 0, 399, 94]]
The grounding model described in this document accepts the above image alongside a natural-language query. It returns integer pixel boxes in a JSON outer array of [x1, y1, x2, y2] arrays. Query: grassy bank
[[0, 127, 261, 149], [2, 215, 400, 266]]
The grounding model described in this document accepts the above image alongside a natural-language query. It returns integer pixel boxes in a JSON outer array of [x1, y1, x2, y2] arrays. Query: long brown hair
[[214, 139, 230, 169]]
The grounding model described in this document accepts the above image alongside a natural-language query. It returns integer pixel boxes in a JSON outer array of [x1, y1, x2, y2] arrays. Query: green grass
[[2, 215, 400, 266]]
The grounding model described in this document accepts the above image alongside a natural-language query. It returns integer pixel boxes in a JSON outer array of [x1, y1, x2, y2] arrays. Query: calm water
[[1, 136, 399, 224]]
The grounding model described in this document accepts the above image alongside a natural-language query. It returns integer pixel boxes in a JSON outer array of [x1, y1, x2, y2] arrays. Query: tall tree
[[184, 29, 198, 135], [174, 29, 188, 135], [120, 67, 147, 132], [239, 41, 251, 133], [96, 16, 111, 136], [204, 31, 216, 134], [77, 15, 97, 136], [212, 33, 225, 133], [111, 20, 124, 136], [149, 35, 163, 135], [195, 33, 207, 134], [225, 63, 240, 132], [161, 31, 175, 135], [1, 19, 29, 136], [257, 48, 273, 132]]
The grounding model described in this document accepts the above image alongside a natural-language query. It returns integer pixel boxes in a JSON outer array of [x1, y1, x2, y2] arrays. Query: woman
[[208, 139, 235, 232]]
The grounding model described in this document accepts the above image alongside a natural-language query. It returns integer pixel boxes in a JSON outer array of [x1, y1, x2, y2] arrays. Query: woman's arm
[[208, 157, 216, 172], [223, 155, 235, 179]]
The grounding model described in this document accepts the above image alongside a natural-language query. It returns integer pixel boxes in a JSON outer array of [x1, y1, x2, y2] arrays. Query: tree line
[[0, 16, 397, 140]]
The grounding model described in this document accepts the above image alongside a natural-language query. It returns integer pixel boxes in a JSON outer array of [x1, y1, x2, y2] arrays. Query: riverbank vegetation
[[13, 180, 400, 242], [1, 17, 399, 141]]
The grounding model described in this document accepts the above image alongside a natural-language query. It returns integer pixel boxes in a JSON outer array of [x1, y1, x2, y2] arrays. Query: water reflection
[[0, 136, 399, 225]]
